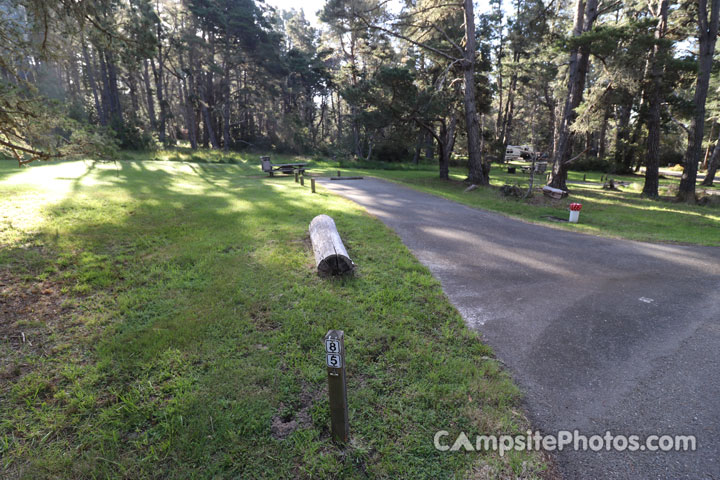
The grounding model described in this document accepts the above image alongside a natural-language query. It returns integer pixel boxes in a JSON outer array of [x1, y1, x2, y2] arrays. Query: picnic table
[[261, 156, 308, 176], [520, 162, 548, 174]]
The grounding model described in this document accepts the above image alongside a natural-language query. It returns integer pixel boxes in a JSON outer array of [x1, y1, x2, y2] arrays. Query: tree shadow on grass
[[2, 159, 381, 478]]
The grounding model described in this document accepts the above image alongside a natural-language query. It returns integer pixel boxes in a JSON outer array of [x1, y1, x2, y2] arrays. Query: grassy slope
[[0, 159, 547, 479]]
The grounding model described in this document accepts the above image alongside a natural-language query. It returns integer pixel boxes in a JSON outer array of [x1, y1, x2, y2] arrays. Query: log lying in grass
[[309, 215, 355, 276]]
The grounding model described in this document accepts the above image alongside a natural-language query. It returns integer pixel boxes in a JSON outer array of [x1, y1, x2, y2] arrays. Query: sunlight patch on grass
[[0, 159, 548, 479]]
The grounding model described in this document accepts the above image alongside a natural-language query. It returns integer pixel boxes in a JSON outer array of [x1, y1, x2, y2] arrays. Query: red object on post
[[569, 203, 583, 211]]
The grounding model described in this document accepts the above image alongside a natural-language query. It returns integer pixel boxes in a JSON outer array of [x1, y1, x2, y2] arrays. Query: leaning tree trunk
[[643, 0, 669, 198], [462, 0, 488, 185], [679, 0, 720, 201]]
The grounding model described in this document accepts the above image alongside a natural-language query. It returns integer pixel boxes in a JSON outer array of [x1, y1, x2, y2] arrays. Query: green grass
[[114, 148, 340, 176], [0, 159, 548, 479], [339, 165, 720, 246], [133, 148, 717, 245]]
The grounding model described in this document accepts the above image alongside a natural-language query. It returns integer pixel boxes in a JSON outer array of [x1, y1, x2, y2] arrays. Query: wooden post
[[295, 172, 299, 183], [325, 330, 349, 443], [337, 170, 341, 177], [311, 178, 316, 193], [583, 174, 586, 181], [300, 175, 304, 186]]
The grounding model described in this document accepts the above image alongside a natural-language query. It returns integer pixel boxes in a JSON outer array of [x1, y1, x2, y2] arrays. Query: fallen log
[[542, 185, 568, 199], [309, 215, 355, 276]]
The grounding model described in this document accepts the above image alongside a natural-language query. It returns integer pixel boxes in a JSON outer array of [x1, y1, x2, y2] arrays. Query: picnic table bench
[[520, 162, 548, 174], [261, 156, 308, 176]]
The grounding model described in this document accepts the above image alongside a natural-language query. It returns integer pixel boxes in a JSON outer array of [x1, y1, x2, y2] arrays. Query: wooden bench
[[261, 156, 308, 176]]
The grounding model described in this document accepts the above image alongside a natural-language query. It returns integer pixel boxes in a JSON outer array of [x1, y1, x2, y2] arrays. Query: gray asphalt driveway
[[320, 177, 720, 479]]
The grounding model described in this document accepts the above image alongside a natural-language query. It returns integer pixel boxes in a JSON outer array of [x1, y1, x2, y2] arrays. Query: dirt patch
[[270, 386, 316, 440], [0, 270, 74, 377], [526, 192, 567, 207]]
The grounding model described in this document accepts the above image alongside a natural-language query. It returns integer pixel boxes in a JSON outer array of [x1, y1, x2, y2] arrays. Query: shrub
[[571, 155, 612, 172], [111, 118, 154, 151]]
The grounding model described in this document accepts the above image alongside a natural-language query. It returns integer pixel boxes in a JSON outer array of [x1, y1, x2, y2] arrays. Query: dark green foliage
[[111, 118, 155, 151], [572, 155, 612, 172]]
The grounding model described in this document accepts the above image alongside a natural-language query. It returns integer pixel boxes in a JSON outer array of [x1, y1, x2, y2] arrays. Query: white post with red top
[[569, 203, 582, 223]]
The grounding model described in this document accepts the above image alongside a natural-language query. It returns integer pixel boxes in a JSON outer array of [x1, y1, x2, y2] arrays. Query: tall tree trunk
[[222, 61, 231, 152], [623, 115, 644, 173], [643, 0, 669, 197], [143, 59, 157, 130], [549, 0, 599, 190], [597, 105, 610, 159], [351, 105, 361, 157], [442, 113, 459, 179], [701, 129, 720, 185], [127, 71, 140, 120], [198, 71, 219, 149], [178, 46, 197, 149], [702, 122, 716, 169], [152, 17, 167, 147], [81, 39, 105, 126], [614, 100, 632, 167], [679, 0, 720, 201], [463, 0, 488, 185], [97, 49, 112, 124], [412, 128, 424, 164], [104, 50, 123, 124], [500, 56, 519, 156]]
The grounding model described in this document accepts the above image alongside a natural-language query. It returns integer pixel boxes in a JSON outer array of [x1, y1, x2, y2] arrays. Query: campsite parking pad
[[320, 177, 720, 479]]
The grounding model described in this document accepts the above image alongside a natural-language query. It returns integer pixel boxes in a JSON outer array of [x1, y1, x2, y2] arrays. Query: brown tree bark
[[702, 122, 716, 169], [222, 59, 231, 152], [701, 129, 720, 186], [143, 59, 157, 130], [679, 0, 720, 201], [463, 0, 488, 185], [549, 0, 599, 191], [598, 105, 610, 159], [81, 39, 105, 126], [643, 0, 669, 198]]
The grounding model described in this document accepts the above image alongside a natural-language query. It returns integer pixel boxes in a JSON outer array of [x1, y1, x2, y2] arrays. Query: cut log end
[[317, 254, 355, 276]]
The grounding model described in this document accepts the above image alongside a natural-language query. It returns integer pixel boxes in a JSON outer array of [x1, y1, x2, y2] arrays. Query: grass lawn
[[0, 159, 549, 479], [113, 149, 719, 245]]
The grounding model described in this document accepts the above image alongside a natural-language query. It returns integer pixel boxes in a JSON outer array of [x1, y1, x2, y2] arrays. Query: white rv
[[504, 145, 534, 162]]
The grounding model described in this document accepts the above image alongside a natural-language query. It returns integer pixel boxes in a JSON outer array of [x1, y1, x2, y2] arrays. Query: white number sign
[[326, 353, 342, 368], [325, 339, 341, 354]]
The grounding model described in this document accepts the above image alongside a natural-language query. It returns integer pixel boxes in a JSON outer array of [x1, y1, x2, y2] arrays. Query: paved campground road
[[319, 177, 720, 479]]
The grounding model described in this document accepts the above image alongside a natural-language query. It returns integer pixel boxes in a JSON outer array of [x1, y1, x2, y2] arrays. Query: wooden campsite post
[[300, 175, 304, 186], [311, 178, 316, 193], [325, 330, 349, 443], [295, 172, 299, 182]]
